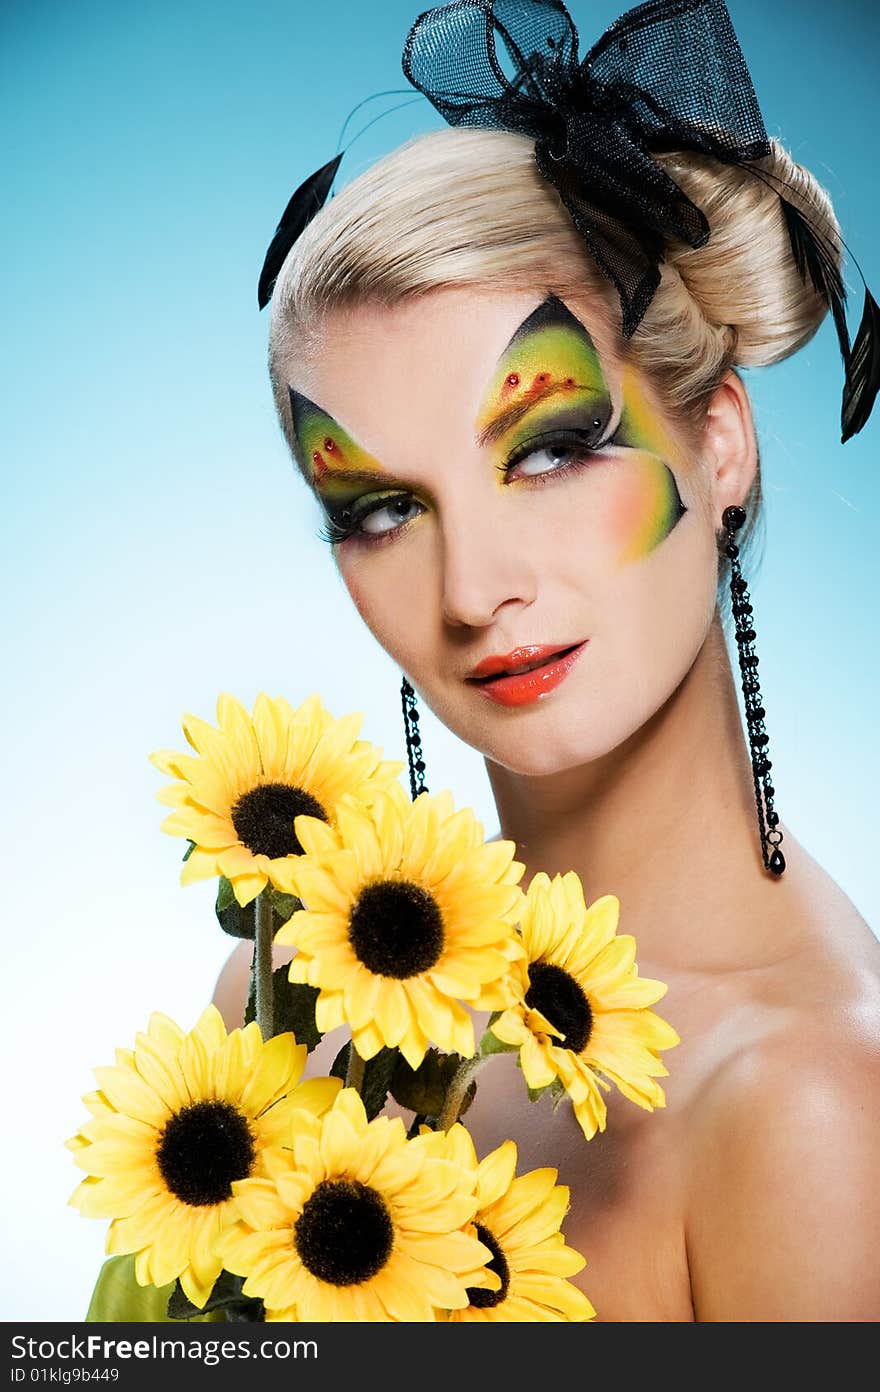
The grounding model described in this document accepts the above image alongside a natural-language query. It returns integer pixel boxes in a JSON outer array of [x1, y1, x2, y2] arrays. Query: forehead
[[289, 287, 616, 434]]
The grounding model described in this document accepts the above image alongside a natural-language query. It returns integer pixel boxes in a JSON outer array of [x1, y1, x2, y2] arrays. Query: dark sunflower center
[[348, 879, 444, 978], [525, 961, 593, 1053], [155, 1099, 255, 1207], [294, 1179, 393, 1285], [465, 1222, 510, 1308], [230, 782, 327, 859]]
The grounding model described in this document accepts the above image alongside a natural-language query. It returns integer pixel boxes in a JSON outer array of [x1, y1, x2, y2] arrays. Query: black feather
[[779, 195, 851, 371], [257, 152, 344, 310], [841, 286, 880, 442], [777, 195, 880, 441], [779, 195, 846, 310]]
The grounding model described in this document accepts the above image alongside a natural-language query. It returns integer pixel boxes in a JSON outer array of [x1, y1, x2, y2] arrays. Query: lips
[[466, 642, 588, 708], [467, 643, 582, 681]]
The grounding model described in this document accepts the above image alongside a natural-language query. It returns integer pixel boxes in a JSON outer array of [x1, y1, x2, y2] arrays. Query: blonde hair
[[267, 126, 842, 569]]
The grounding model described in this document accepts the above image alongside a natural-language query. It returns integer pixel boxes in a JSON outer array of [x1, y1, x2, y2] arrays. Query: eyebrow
[[473, 295, 612, 448], [312, 467, 411, 491], [474, 382, 605, 449], [309, 388, 609, 495], [296, 292, 612, 488]]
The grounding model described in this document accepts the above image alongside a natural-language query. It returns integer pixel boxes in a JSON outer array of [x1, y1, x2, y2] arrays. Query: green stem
[[254, 892, 275, 1041], [438, 1055, 486, 1132], [345, 1043, 366, 1094]]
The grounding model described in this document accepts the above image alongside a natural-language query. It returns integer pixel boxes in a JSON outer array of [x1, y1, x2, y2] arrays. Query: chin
[[447, 697, 646, 777]]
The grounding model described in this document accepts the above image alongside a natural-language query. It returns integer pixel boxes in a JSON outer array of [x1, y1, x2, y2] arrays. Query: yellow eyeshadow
[[475, 321, 610, 441], [606, 452, 682, 564], [293, 398, 386, 484], [617, 362, 687, 467]]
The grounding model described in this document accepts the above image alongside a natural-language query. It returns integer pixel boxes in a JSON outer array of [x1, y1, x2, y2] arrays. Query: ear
[[701, 370, 758, 518]]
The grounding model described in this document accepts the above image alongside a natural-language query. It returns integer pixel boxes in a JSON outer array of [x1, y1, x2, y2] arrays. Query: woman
[[214, 3, 880, 1320]]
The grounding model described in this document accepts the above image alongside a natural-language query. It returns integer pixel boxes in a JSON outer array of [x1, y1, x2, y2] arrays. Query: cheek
[[604, 452, 684, 565], [597, 514, 719, 687], [341, 567, 370, 625], [336, 554, 424, 664]]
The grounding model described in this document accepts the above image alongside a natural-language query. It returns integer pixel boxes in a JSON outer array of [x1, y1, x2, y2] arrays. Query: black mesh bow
[[402, 0, 771, 338], [258, 0, 878, 441]]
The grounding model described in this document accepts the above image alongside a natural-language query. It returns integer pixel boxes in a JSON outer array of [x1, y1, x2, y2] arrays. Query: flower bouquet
[[69, 692, 679, 1322]]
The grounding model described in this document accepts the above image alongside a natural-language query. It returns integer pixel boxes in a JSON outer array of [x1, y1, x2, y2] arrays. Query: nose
[[439, 500, 537, 629]]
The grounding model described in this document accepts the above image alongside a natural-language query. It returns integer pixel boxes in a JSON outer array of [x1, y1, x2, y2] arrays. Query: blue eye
[[499, 425, 617, 482], [358, 496, 424, 536], [315, 424, 618, 549], [316, 493, 425, 547]]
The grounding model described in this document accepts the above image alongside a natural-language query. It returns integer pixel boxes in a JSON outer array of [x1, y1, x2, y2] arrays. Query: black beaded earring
[[400, 675, 428, 800], [722, 505, 785, 876]]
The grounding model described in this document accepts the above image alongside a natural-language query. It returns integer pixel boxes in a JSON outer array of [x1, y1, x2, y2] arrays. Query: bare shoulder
[[683, 920, 880, 1321]]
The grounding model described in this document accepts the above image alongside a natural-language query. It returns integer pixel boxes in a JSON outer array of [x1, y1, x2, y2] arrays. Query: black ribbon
[[258, 0, 877, 440], [402, 0, 771, 337]]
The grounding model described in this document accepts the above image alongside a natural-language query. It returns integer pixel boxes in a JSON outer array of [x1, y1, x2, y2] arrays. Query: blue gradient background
[[3, 1, 877, 1319]]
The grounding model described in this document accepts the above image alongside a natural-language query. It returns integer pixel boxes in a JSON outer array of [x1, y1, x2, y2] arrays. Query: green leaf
[[215, 876, 236, 912], [85, 1255, 224, 1324], [167, 1270, 264, 1322], [215, 878, 255, 940], [479, 1027, 518, 1058], [390, 1049, 452, 1115], [266, 885, 302, 923], [549, 1077, 569, 1110], [244, 967, 257, 1029], [274, 972, 322, 1052], [331, 1042, 400, 1120], [458, 1077, 478, 1119], [182, 839, 196, 862], [242, 966, 322, 1052], [330, 1041, 350, 1081], [390, 1052, 439, 1114], [527, 1083, 551, 1103], [361, 1047, 399, 1120]]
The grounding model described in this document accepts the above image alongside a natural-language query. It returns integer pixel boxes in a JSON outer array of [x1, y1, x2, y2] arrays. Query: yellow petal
[[476, 1140, 518, 1210]]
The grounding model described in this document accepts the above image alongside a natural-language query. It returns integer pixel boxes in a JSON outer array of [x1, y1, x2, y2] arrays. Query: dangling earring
[[400, 675, 428, 800], [722, 505, 785, 876]]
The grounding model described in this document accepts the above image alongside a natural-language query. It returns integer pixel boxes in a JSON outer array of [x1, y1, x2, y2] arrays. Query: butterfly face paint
[[289, 387, 387, 490], [279, 286, 720, 781], [606, 363, 688, 564], [474, 294, 615, 455], [289, 294, 687, 561], [475, 295, 686, 568], [289, 385, 411, 544]]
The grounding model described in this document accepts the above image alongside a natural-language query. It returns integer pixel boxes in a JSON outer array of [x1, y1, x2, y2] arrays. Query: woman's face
[[286, 287, 721, 775]]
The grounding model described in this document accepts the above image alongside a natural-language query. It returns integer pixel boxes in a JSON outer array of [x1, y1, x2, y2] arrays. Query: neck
[[484, 612, 795, 974]]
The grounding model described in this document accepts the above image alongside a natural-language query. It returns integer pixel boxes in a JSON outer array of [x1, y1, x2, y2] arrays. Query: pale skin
[[215, 287, 880, 1321]]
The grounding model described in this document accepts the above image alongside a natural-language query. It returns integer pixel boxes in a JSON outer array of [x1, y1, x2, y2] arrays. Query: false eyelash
[[315, 493, 419, 548], [495, 424, 618, 479], [316, 510, 358, 546], [314, 425, 618, 547]]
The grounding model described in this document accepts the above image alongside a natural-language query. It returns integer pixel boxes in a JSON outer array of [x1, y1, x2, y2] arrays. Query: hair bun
[[655, 139, 842, 370]]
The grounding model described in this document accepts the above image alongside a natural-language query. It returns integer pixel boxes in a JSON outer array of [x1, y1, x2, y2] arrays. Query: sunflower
[[272, 783, 526, 1069], [150, 691, 405, 907], [435, 1128, 595, 1321], [220, 1088, 498, 1321], [67, 1005, 340, 1307], [488, 871, 679, 1141]]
